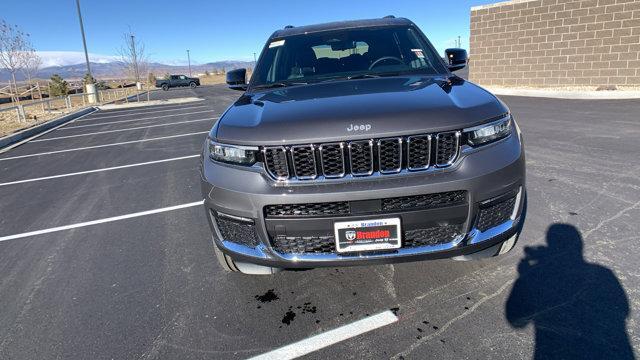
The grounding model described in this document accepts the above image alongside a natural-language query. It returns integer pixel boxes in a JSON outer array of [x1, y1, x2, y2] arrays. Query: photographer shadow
[[506, 223, 634, 359]]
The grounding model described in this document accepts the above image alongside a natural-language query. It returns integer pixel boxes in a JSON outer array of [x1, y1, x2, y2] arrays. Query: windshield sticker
[[269, 39, 285, 48], [411, 49, 425, 58]]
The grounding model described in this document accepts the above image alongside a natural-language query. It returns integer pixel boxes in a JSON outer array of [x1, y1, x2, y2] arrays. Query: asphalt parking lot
[[0, 84, 638, 359]]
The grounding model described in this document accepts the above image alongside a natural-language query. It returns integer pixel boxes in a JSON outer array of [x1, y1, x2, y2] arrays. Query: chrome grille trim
[[291, 144, 318, 180], [435, 131, 461, 167], [377, 137, 403, 174], [348, 140, 374, 176], [319, 142, 346, 178], [262, 146, 289, 180], [407, 134, 431, 171]]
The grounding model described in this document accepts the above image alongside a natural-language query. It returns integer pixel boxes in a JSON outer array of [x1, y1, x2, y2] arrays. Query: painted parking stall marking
[[0, 200, 205, 242], [32, 118, 215, 142], [76, 103, 209, 121], [0, 155, 199, 187], [249, 311, 398, 360], [0, 132, 209, 161], [60, 111, 217, 130]]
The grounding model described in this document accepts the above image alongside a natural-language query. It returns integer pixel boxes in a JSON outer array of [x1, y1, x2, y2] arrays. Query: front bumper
[[200, 129, 526, 268]]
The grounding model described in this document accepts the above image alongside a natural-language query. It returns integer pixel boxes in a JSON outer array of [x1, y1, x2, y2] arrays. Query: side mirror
[[226, 68, 247, 91], [445, 48, 468, 72]]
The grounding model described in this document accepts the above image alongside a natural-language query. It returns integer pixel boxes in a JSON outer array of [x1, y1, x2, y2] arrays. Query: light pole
[[75, 0, 97, 103], [186, 49, 191, 76], [75, 0, 92, 79]]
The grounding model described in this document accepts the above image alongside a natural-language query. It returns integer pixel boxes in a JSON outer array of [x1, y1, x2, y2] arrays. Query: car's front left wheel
[[213, 243, 240, 272], [212, 240, 281, 275]]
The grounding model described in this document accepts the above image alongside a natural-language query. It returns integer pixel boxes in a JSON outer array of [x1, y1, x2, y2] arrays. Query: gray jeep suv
[[200, 17, 526, 274]]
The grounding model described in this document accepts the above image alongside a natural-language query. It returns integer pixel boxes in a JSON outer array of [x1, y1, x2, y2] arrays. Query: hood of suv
[[214, 76, 508, 146]]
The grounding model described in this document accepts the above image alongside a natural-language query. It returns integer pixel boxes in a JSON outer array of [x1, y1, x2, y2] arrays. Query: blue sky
[[2, 0, 496, 66]]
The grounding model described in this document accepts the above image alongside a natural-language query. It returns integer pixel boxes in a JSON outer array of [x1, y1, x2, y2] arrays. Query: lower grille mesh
[[381, 191, 467, 212], [265, 202, 350, 217], [272, 235, 335, 254], [476, 196, 516, 232], [271, 224, 463, 254], [404, 224, 462, 247], [265, 191, 467, 218], [214, 213, 259, 247]]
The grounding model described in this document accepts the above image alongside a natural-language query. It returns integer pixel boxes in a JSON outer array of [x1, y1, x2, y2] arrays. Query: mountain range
[[0, 60, 255, 82]]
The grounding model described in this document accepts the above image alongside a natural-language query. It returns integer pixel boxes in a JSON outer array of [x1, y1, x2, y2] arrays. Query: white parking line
[[248, 311, 398, 360], [0, 155, 199, 187], [78, 104, 209, 121], [60, 111, 217, 130], [0, 132, 208, 161], [32, 118, 214, 142], [0, 200, 204, 242]]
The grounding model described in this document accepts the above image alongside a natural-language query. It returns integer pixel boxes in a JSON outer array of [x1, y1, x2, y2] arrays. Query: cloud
[[36, 51, 119, 67]]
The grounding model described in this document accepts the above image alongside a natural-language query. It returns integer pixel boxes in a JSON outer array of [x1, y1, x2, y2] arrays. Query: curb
[[97, 97, 204, 110], [486, 87, 640, 100], [0, 106, 97, 151]]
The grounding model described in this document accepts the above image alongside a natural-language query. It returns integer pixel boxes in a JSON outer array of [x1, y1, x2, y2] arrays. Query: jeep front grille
[[262, 131, 461, 181]]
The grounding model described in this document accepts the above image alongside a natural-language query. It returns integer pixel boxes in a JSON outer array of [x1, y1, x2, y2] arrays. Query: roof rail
[[383, 15, 395, 19], [284, 25, 295, 29]]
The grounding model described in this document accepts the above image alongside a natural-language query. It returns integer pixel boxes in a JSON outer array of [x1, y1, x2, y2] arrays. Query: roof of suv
[[271, 17, 414, 38]]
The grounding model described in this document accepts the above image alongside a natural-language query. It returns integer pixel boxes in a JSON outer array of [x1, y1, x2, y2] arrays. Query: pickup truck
[[155, 75, 200, 90]]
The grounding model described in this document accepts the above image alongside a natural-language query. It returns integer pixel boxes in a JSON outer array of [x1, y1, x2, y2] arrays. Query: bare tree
[[21, 49, 42, 100], [0, 20, 33, 103], [117, 29, 148, 86]]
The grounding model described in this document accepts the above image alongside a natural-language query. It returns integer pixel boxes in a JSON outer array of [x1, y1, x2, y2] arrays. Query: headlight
[[208, 140, 258, 165], [464, 115, 512, 147]]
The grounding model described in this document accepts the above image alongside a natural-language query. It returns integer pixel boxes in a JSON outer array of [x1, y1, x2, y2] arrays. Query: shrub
[[49, 74, 68, 96]]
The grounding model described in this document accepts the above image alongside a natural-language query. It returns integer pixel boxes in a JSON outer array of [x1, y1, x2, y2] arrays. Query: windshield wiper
[[252, 81, 307, 90], [319, 72, 407, 83], [318, 74, 379, 83], [347, 74, 380, 80]]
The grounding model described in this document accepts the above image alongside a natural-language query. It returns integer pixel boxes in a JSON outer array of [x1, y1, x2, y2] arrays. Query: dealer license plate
[[334, 218, 401, 253]]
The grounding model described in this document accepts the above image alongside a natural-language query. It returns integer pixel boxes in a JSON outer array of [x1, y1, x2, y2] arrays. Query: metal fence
[[0, 86, 156, 127]]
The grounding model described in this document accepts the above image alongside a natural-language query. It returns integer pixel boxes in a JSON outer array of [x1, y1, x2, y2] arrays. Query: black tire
[[189, 81, 197, 89], [213, 243, 240, 272], [161, 83, 169, 91]]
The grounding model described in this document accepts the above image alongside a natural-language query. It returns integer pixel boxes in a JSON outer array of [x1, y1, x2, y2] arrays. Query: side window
[[179, 75, 186, 80], [171, 75, 178, 80]]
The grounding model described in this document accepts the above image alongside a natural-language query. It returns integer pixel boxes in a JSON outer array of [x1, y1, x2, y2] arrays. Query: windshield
[[251, 26, 448, 88]]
